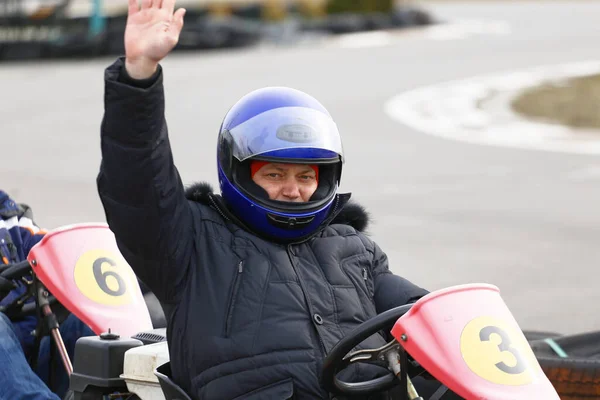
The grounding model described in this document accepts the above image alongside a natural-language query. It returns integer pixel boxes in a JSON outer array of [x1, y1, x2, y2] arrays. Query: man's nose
[[281, 180, 301, 199]]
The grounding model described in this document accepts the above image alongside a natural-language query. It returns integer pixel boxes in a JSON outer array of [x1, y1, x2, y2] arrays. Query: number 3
[[93, 257, 126, 296], [479, 325, 527, 374]]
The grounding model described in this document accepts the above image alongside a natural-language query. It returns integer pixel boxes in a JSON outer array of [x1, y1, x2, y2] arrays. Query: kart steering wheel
[[322, 304, 414, 397]]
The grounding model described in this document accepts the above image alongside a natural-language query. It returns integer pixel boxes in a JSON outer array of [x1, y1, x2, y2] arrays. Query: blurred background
[[1, 0, 600, 338], [0, 0, 431, 59]]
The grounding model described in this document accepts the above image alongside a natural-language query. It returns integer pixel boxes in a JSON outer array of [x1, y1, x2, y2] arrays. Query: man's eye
[[267, 173, 281, 178], [300, 175, 315, 181]]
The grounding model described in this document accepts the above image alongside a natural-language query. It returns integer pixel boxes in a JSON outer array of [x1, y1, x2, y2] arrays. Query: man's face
[[252, 163, 318, 202]]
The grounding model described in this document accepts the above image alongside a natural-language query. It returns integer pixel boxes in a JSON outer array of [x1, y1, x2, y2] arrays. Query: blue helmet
[[217, 86, 345, 241]]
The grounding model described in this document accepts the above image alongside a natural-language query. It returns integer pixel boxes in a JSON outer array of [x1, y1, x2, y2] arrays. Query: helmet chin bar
[[267, 213, 316, 230]]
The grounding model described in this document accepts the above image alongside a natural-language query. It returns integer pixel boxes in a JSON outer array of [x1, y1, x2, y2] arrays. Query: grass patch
[[510, 73, 600, 130]]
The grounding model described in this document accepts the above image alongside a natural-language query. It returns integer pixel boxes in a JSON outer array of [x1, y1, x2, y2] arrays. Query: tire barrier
[[0, 0, 434, 60]]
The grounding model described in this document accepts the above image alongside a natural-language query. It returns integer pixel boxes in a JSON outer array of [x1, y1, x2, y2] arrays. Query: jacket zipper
[[282, 196, 342, 358], [210, 192, 343, 347], [209, 196, 231, 222], [224, 260, 244, 337], [286, 245, 327, 358], [362, 267, 375, 299]]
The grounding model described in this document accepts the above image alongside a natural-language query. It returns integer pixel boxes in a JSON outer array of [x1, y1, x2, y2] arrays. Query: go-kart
[[0, 222, 592, 399]]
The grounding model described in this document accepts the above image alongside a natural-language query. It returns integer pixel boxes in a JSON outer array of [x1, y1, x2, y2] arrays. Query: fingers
[[132, 0, 176, 14], [168, 7, 185, 45], [127, 0, 139, 15], [162, 0, 175, 16], [173, 7, 186, 30]]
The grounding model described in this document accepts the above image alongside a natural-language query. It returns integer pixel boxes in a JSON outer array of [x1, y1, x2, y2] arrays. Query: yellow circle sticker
[[74, 249, 136, 306], [460, 316, 539, 386]]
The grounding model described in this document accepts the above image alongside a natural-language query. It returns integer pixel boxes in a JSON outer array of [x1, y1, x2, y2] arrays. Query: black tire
[[364, 13, 393, 30], [528, 331, 600, 398], [391, 7, 434, 27], [325, 14, 368, 34], [538, 356, 600, 399]]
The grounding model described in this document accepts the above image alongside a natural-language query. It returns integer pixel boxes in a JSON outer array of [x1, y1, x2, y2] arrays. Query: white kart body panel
[[120, 341, 170, 400]]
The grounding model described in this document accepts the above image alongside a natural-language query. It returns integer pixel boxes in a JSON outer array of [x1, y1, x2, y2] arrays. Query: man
[[97, 0, 453, 398], [0, 190, 94, 400]]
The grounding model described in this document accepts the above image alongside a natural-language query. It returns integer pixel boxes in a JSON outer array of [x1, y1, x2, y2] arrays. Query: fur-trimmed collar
[[184, 182, 370, 233]]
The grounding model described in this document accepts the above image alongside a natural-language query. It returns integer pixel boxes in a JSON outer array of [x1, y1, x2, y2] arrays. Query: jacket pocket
[[233, 378, 294, 400], [341, 255, 376, 317], [223, 260, 244, 337], [342, 255, 375, 297]]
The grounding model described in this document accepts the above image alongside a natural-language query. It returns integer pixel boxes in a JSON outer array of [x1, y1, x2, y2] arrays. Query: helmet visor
[[228, 107, 344, 162]]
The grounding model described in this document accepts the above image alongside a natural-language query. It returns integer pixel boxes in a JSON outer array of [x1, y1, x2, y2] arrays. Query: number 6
[[93, 257, 127, 296]]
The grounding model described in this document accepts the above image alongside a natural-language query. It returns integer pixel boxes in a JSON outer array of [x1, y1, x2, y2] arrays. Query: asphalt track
[[2, 1, 599, 334]]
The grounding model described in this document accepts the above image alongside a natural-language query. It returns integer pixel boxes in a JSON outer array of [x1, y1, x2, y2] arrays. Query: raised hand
[[124, 0, 186, 79]]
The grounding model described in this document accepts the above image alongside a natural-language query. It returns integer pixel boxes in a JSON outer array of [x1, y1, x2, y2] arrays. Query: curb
[[384, 60, 600, 155]]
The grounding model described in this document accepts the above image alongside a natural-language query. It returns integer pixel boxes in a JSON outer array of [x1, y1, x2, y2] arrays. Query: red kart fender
[[27, 223, 153, 338], [391, 284, 560, 400]]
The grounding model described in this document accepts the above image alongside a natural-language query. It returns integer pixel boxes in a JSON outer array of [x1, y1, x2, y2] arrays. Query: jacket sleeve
[[370, 241, 429, 314], [96, 57, 194, 304], [20, 229, 45, 258]]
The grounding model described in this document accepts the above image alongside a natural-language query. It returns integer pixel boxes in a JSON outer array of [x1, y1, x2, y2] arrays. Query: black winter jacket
[[97, 57, 429, 400]]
